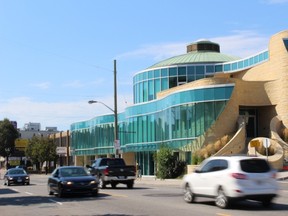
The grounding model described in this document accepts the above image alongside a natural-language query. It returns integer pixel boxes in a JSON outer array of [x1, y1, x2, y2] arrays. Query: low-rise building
[[70, 30, 288, 175]]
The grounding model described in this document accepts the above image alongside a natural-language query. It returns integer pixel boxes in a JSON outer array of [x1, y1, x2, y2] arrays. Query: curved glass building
[[71, 30, 288, 175]]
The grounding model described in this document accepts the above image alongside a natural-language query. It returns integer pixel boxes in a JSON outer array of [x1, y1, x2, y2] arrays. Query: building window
[[178, 67, 186, 76], [169, 77, 177, 88], [161, 78, 168, 91], [196, 66, 205, 75], [206, 65, 214, 73], [215, 65, 223, 72], [154, 69, 160, 78], [161, 68, 168, 77], [283, 39, 288, 51], [148, 80, 154, 100], [169, 67, 177, 76], [154, 79, 161, 98], [148, 70, 154, 79]]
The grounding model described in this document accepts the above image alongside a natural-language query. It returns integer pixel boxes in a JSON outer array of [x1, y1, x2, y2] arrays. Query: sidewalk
[[276, 170, 288, 181]]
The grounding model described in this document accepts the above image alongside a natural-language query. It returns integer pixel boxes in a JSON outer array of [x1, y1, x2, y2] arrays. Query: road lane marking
[[103, 192, 128, 198], [216, 214, 232, 216], [25, 192, 33, 195], [49, 199, 63, 205], [11, 188, 19, 192]]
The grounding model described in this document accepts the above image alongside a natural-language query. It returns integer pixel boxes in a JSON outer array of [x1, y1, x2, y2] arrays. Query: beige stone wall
[[214, 119, 246, 156], [248, 137, 284, 170], [122, 152, 136, 166], [168, 31, 288, 168], [240, 31, 288, 126]]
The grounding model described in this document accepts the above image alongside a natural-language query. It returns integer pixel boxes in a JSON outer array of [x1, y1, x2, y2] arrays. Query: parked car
[[87, 158, 136, 189], [4, 168, 30, 186], [182, 155, 279, 209], [47, 166, 99, 198]]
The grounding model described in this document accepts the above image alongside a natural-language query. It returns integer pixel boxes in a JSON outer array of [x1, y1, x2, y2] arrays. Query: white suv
[[182, 155, 279, 209]]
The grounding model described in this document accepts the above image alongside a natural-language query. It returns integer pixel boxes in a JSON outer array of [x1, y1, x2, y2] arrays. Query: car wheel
[[184, 183, 195, 203], [57, 185, 64, 198], [92, 189, 99, 197], [111, 182, 117, 189], [7, 181, 11, 186], [47, 184, 54, 195], [99, 177, 106, 189], [127, 181, 134, 189], [262, 197, 273, 207], [215, 188, 229, 209]]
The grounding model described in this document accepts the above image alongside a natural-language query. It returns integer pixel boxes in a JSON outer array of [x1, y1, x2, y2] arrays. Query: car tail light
[[231, 173, 247, 180], [103, 168, 109, 176]]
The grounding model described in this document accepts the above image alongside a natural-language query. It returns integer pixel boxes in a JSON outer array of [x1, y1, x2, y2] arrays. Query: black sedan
[[47, 166, 99, 198], [4, 168, 30, 186]]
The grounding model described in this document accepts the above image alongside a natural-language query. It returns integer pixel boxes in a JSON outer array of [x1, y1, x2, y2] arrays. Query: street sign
[[114, 140, 120, 150], [250, 140, 260, 148], [56, 147, 67, 155]]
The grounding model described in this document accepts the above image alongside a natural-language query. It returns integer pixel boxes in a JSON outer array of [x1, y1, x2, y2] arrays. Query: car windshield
[[9, 169, 26, 175], [240, 159, 271, 173], [60, 167, 89, 177]]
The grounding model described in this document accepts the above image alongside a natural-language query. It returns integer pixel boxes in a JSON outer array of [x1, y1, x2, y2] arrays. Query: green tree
[[155, 145, 186, 179], [25, 136, 58, 172], [0, 118, 19, 168]]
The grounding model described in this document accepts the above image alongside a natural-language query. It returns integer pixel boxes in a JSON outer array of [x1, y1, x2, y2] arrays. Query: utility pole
[[114, 60, 119, 158], [88, 60, 119, 158]]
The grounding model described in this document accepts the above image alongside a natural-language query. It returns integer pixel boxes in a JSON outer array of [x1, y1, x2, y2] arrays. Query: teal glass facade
[[133, 50, 268, 104], [70, 40, 269, 176], [71, 84, 234, 174]]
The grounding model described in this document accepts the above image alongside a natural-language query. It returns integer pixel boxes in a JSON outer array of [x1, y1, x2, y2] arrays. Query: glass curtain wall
[[71, 84, 233, 175]]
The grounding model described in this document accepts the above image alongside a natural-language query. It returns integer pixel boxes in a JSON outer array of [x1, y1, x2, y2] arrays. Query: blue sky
[[0, 0, 287, 131]]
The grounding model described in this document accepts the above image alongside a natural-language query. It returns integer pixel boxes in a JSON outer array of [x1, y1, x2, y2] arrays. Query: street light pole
[[88, 60, 119, 158], [113, 60, 119, 157]]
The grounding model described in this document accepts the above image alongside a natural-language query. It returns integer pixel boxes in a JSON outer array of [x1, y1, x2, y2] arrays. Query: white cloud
[[1, 30, 271, 131], [63, 80, 84, 88], [117, 42, 186, 62], [62, 78, 106, 88], [0, 96, 131, 131], [211, 30, 269, 57], [117, 30, 269, 62], [31, 82, 51, 90]]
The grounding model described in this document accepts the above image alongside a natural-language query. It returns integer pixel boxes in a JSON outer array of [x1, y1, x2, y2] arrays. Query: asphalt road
[[0, 174, 288, 216]]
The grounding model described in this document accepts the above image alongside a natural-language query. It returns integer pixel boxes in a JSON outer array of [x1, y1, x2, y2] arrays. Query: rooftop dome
[[147, 40, 239, 69]]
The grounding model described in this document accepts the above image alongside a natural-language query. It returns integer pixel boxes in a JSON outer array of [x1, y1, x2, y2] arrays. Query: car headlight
[[8, 177, 14, 180], [90, 180, 97, 184], [25, 176, 29, 180], [62, 181, 73, 185]]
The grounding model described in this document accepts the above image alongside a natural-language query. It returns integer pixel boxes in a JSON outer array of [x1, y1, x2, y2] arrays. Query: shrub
[[221, 134, 230, 146], [191, 134, 231, 165], [206, 143, 215, 156], [192, 151, 204, 165], [214, 140, 222, 152], [155, 145, 186, 179]]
